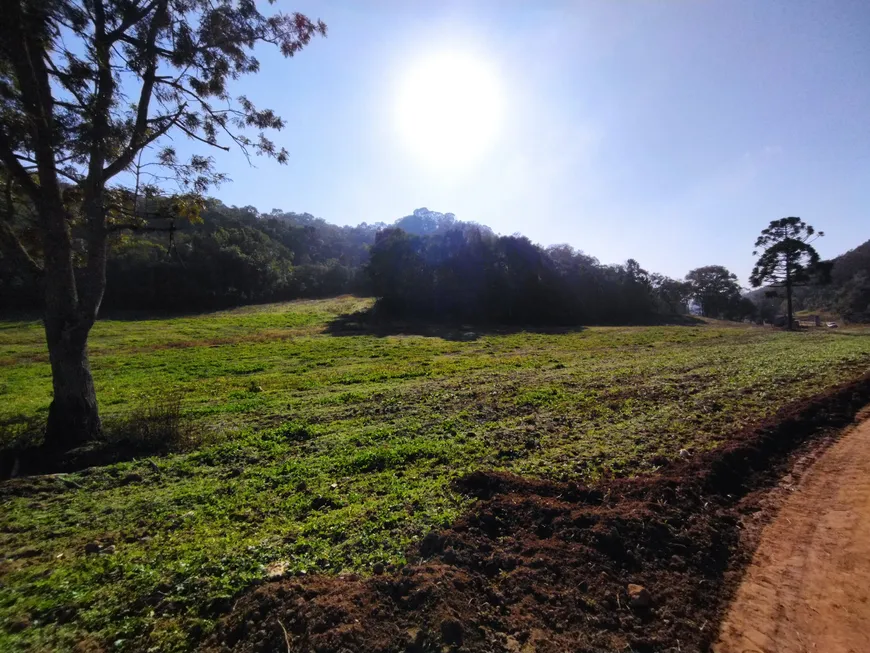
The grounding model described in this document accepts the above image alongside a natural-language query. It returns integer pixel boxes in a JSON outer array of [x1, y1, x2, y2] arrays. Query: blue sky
[[178, 0, 870, 285]]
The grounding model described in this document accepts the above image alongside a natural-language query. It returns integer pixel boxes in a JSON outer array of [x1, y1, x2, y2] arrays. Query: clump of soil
[[203, 374, 870, 653]]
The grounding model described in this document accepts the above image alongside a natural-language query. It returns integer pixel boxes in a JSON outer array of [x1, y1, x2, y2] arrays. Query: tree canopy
[[367, 227, 691, 325], [0, 0, 326, 448], [684, 265, 752, 320], [750, 218, 825, 288]]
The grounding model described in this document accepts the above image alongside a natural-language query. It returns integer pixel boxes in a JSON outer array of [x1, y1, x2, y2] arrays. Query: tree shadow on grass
[[323, 311, 578, 342], [0, 398, 210, 480], [324, 307, 704, 342]]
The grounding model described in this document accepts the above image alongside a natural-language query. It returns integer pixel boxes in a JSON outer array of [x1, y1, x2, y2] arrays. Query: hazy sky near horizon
[[180, 0, 869, 284]]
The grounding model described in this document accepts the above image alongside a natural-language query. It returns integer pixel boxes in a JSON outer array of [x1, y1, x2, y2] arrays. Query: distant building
[[773, 314, 822, 328]]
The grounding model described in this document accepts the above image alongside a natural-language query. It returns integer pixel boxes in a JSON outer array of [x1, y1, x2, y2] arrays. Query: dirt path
[[714, 417, 870, 653]]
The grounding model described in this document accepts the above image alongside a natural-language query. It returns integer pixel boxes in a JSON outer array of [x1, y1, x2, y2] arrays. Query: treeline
[[2, 201, 378, 311], [367, 225, 774, 324], [0, 206, 489, 312], [368, 227, 696, 324], [101, 204, 379, 310], [5, 195, 866, 324], [0, 199, 753, 322]]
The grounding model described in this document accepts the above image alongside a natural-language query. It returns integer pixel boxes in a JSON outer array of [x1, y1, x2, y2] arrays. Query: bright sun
[[395, 51, 503, 169]]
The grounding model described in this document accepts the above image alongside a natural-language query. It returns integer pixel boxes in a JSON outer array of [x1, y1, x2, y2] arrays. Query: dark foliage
[[777, 238, 870, 322], [366, 226, 689, 325], [685, 265, 755, 321], [1, 200, 372, 311], [746, 224, 870, 323], [3, 202, 700, 324], [0, 205, 502, 312], [102, 203, 382, 310], [749, 217, 829, 328]]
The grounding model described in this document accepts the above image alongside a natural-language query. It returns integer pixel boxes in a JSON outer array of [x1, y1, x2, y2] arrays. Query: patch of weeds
[[515, 386, 566, 408], [102, 396, 209, 455], [318, 391, 367, 406], [343, 440, 448, 473], [272, 420, 315, 443]]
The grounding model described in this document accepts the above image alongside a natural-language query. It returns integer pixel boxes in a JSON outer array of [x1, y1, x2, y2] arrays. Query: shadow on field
[[325, 308, 704, 341], [0, 398, 209, 480], [324, 310, 586, 342]]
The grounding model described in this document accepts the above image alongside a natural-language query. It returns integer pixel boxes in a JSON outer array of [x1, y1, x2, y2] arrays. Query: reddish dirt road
[[714, 417, 870, 653]]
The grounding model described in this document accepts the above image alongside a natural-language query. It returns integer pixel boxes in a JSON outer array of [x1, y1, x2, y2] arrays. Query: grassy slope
[[2, 297, 870, 651]]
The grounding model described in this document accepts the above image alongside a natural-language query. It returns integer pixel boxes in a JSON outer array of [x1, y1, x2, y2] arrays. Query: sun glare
[[395, 51, 503, 170]]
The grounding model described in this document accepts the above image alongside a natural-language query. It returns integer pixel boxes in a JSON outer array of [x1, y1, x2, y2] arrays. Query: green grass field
[[2, 297, 870, 652]]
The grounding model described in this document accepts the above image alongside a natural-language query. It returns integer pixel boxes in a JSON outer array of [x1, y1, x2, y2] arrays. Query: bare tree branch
[[44, 55, 90, 110], [175, 123, 231, 151], [0, 137, 41, 202], [106, 0, 162, 42], [103, 102, 188, 180], [0, 177, 42, 277], [102, 1, 176, 182]]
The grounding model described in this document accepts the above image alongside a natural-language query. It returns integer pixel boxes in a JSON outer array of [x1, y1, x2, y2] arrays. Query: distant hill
[[749, 239, 870, 322], [392, 207, 494, 237]]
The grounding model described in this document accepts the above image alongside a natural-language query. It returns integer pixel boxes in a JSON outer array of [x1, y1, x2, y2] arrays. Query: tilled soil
[[203, 373, 870, 653]]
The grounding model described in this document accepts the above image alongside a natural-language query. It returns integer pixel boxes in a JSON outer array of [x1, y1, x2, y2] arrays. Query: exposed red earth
[[714, 414, 870, 653]]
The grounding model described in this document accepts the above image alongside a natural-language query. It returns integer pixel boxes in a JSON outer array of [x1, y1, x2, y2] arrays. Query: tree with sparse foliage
[[0, 0, 326, 450], [749, 217, 828, 330]]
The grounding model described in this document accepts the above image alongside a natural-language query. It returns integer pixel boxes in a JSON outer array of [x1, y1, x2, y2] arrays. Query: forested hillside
[[800, 239, 870, 320], [749, 238, 870, 322]]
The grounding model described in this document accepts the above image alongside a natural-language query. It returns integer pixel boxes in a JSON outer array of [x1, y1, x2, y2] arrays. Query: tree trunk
[[43, 315, 101, 450], [786, 264, 794, 331], [40, 195, 103, 450]]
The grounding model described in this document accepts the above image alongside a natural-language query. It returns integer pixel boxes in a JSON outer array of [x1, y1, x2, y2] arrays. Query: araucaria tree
[[0, 0, 326, 450], [750, 217, 827, 330]]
